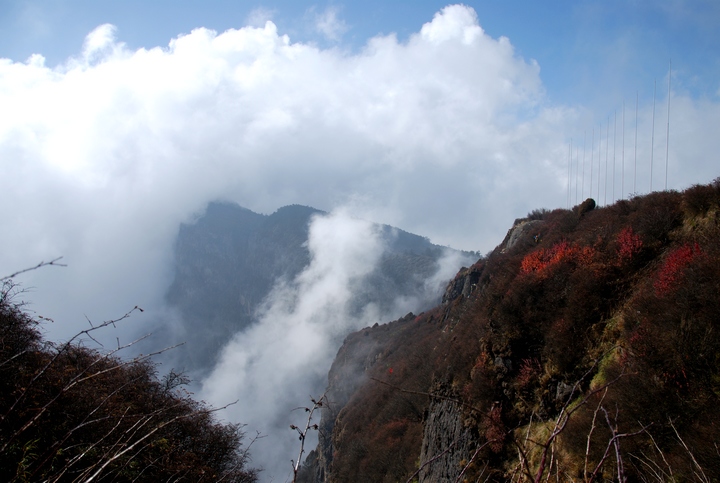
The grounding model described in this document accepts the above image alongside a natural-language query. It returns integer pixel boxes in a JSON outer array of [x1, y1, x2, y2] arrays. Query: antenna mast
[[665, 60, 671, 190], [582, 132, 586, 200], [590, 129, 594, 200], [575, 145, 579, 206], [651, 79, 656, 192], [597, 120, 602, 201], [622, 101, 625, 199], [605, 116, 609, 205], [613, 110, 617, 204], [634, 92, 638, 194], [568, 139, 572, 208]]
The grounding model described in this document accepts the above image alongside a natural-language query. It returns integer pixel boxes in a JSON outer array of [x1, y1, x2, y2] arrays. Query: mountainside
[[164, 202, 475, 373], [302, 181, 720, 482], [0, 287, 257, 483]]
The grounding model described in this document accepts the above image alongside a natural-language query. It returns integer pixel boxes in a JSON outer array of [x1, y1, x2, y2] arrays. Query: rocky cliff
[[302, 181, 720, 482]]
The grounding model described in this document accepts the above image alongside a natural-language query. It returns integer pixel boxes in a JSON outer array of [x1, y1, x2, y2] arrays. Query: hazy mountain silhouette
[[163, 202, 475, 374]]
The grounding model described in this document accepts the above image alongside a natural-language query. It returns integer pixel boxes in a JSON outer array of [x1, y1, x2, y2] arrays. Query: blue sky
[[2, 0, 719, 106]]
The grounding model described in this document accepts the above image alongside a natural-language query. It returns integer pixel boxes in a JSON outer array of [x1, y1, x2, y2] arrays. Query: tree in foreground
[[0, 280, 258, 483]]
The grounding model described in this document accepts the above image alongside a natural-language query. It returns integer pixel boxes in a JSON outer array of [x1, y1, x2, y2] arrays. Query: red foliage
[[626, 322, 650, 359], [617, 226, 643, 260], [483, 405, 505, 453], [516, 358, 542, 390], [662, 368, 689, 391], [654, 243, 702, 295], [373, 419, 409, 447], [520, 240, 595, 275]]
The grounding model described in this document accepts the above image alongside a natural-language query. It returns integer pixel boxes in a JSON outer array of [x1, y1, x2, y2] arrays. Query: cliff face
[[305, 182, 720, 482], [417, 386, 476, 483]]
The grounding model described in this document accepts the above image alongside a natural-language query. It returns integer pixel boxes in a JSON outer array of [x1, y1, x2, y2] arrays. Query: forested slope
[[305, 181, 720, 482]]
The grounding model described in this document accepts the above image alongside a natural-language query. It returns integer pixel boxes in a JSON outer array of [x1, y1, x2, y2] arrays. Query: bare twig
[[454, 441, 493, 483], [532, 364, 624, 483], [404, 435, 461, 483], [669, 418, 710, 483], [584, 387, 608, 479], [509, 348, 627, 483], [1, 257, 67, 281], [1, 306, 145, 429], [586, 408, 648, 483], [290, 393, 327, 483]]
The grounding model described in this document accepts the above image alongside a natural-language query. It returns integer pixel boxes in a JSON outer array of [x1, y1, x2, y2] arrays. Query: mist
[[196, 208, 476, 479], [199, 211, 370, 479], [2, 3, 720, 478]]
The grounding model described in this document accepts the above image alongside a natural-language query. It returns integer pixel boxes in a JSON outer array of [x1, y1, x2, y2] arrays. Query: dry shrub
[[0, 291, 257, 483], [682, 181, 720, 217]]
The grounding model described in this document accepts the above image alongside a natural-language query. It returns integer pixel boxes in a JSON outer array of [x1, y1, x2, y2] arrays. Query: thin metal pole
[[665, 60, 671, 190], [634, 92, 638, 194], [622, 101, 625, 200], [575, 146, 579, 206], [613, 110, 617, 204], [605, 116, 609, 205], [582, 131, 586, 200], [590, 129, 594, 200], [568, 141, 570, 208], [651, 79, 656, 192], [598, 120, 602, 203], [568, 139, 572, 208]]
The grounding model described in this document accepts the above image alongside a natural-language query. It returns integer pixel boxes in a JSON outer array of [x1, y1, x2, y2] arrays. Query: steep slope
[[0, 287, 257, 483], [304, 181, 720, 482], [164, 202, 475, 373]]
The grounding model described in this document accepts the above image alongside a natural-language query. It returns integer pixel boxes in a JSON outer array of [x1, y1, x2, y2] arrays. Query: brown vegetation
[[314, 179, 720, 482], [0, 282, 257, 483]]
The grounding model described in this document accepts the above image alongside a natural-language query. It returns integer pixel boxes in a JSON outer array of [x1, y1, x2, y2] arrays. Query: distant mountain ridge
[[164, 202, 475, 374]]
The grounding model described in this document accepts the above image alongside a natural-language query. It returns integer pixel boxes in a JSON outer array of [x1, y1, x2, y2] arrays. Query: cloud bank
[[0, 5, 554, 336]]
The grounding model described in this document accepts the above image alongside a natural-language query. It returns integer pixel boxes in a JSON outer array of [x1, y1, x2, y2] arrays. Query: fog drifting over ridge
[[1, 1, 719, 397], [198, 209, 472, 480]]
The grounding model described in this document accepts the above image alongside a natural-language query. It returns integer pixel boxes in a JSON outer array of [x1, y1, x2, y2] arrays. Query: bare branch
[[290, 393, 327, 483], [454, 441, 493, 483], [404, 434, 462, 483], [669, 418, 710, 483], [509, 348, 627, 483], [584, 387, 608, 479], [586, 408, 649, 483], [1, 257, 66, 281]]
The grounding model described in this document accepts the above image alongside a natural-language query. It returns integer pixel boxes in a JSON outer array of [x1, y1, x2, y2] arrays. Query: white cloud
[[245, 7, 276, 28], [82, 24, 119, 62], [312, 6, 348, 42]]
